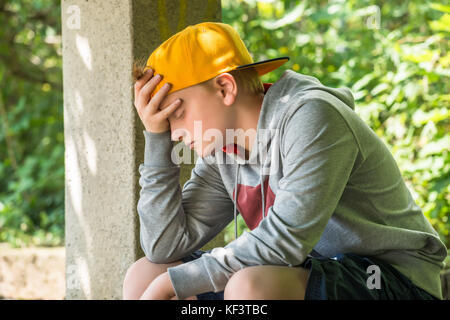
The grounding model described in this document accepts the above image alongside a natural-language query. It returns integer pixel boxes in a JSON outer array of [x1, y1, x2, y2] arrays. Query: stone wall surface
[[61, 0, 222, 299]]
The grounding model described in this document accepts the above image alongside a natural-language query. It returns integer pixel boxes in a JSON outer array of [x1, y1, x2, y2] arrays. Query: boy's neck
[[233, 92, 265, 160]]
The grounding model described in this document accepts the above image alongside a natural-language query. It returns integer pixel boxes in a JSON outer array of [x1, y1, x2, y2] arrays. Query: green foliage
[[222, 0, 450, 247], [0, 0, 63, 247]]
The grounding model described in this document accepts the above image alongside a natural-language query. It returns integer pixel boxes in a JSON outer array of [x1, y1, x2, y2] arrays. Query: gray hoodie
[[137, 69, 447, 300]]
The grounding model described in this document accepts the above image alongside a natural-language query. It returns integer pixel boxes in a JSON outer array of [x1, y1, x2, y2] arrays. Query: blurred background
[[0, 0, 448, 299]]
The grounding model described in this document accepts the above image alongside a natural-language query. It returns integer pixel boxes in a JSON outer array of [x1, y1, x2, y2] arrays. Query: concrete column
[[62, 0, 222, 300]]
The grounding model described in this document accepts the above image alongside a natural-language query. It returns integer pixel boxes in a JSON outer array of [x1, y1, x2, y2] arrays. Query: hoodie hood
[[245, 69, 355, 165], [223, 69, 356, 239]]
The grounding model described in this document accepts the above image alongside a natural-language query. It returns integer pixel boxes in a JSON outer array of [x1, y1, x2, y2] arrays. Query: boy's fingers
[[148, 81, 172, 113], [137, 73, 163, 110], [156, 99, 182, 120], [134, 68, 154, 98]]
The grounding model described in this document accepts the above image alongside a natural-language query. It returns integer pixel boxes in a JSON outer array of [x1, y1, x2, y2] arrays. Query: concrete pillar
[[62, 0, 222, 300]]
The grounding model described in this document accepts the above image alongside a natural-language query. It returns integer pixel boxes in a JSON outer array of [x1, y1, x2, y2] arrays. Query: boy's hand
[[133, 68, 182, 134]]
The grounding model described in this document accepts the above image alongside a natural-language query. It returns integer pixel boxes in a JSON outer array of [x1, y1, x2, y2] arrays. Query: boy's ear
[[216, 73, 238, 104]]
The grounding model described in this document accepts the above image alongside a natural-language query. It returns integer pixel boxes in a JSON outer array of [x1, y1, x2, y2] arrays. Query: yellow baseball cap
[[144, 21, 289, 98]]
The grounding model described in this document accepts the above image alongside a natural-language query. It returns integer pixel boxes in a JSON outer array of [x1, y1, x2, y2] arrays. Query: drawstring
[[234, 163, 240, 240], [260, 165, 265, 220], [233, 144, 267, 240]]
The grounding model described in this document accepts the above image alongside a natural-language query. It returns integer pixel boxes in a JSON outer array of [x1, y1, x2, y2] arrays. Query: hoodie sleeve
[[137, 130, 235, 263], [166, 99, 360, 299]]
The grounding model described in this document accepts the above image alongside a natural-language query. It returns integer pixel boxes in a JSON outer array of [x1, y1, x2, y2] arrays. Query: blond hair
[[132, 56, 148, 82], [132, 57, 264, 96], [202, 67, 264, 96], [227, 67, 265, 95]]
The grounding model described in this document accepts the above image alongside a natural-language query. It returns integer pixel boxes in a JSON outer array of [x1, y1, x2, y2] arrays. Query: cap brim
[[234, 56, 289, 76]]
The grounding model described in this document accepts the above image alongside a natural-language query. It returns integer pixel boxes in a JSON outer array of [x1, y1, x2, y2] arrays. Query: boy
[[122, 22, 447, 300]]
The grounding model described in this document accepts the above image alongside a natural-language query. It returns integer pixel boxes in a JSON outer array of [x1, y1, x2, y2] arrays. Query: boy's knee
[[122, 257, 152, 299], [224, 267, 260, 299], [124, 256, 179, 278], [224, 265, 309, 300], [124, 257, 151, 279], [122, 256, 184, 300]]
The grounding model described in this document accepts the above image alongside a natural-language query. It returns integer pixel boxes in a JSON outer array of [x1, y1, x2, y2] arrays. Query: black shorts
[[180, 249, 440, 300]]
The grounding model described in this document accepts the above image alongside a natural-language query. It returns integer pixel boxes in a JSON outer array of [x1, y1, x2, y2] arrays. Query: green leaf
[[352, 74, 375, 92], [430, 3, 450, 13], [261, 1, 306, 29]]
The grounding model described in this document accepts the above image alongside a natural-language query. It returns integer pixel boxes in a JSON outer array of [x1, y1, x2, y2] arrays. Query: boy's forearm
[[138, 130, 235, 264], [138, 129, 185, 262], [142, 129, 174, 166]]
